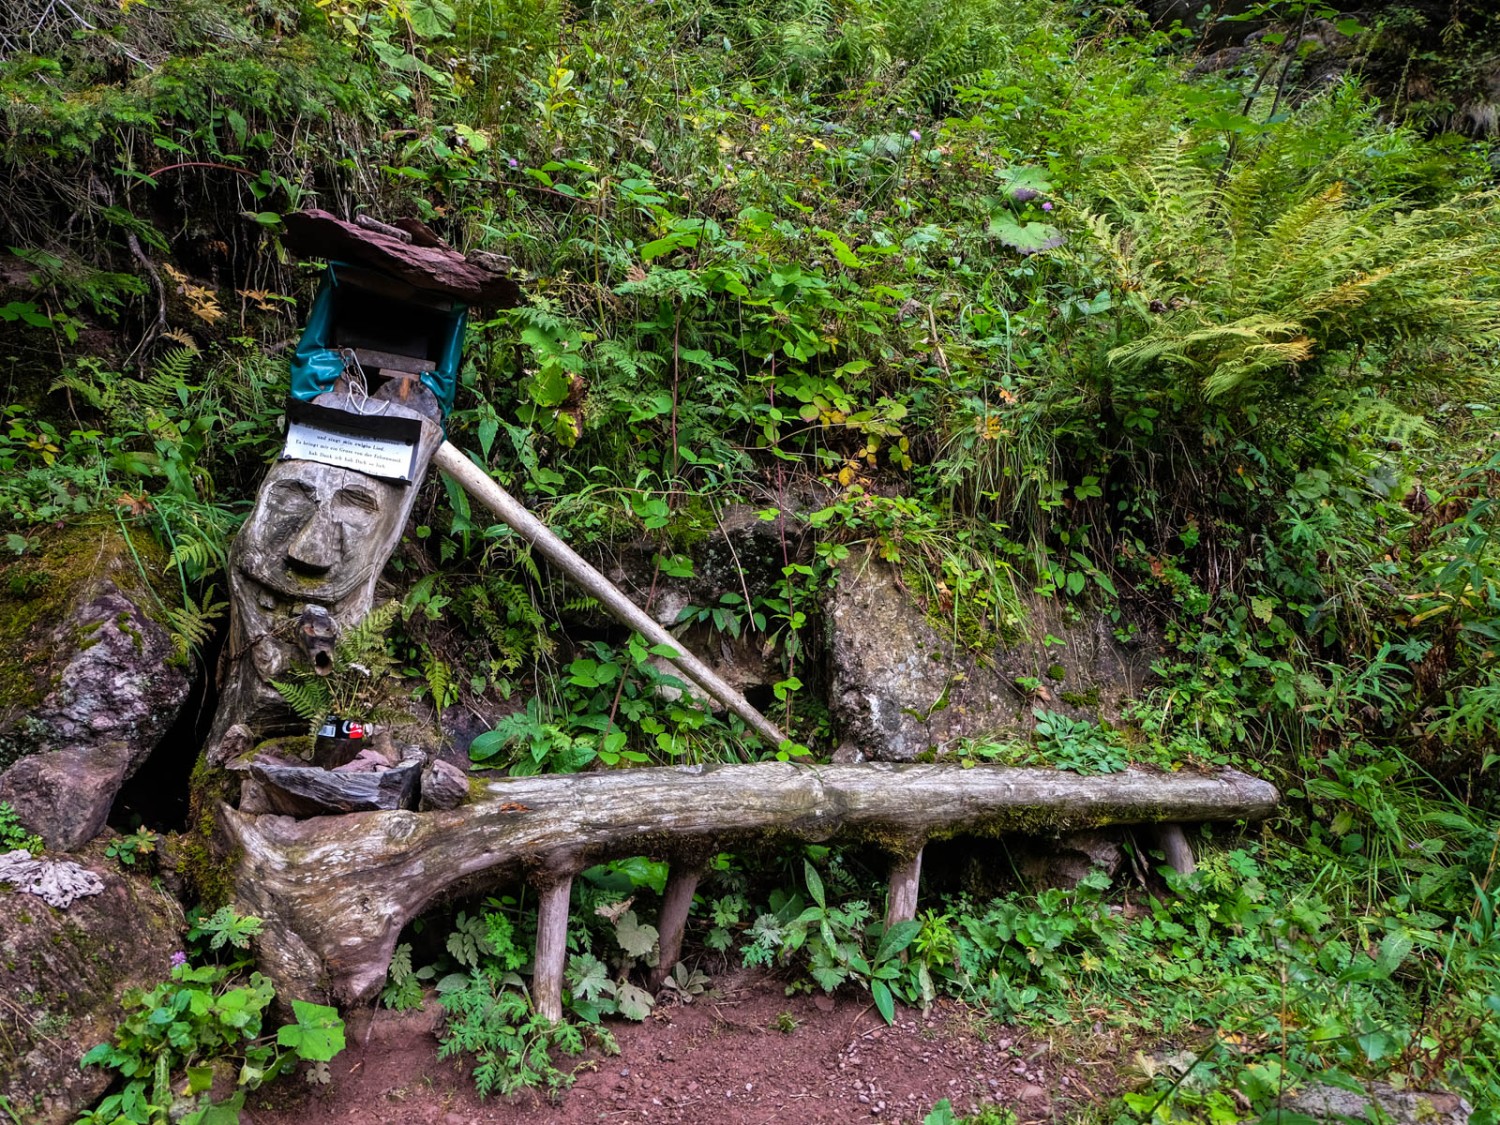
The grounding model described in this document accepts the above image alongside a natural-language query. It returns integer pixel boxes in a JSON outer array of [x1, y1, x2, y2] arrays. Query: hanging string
[[339, 347, 369, 413]]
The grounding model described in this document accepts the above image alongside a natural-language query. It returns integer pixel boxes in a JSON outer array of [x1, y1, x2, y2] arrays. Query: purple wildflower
[[1041, 201, 1053, 211], [507, 157, 519, 169], [909, 129, 921, 142], [170, 951, 187, 967]]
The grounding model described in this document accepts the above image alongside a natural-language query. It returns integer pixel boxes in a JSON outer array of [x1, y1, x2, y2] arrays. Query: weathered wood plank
[[281, 209, 521, 307]]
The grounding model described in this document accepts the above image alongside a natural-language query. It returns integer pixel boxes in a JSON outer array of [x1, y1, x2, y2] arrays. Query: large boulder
[[0, 523, 191, 849], [0, 850, 183, 1125], [827, 557, 1158, 760]]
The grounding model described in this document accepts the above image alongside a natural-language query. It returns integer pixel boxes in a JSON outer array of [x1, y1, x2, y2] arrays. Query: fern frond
[[165, 584, 227, 662], [167, 536, 227, 582], [424, 656, 455, 717], [336, 601, 400, 669], [272, 677, 333, 730]]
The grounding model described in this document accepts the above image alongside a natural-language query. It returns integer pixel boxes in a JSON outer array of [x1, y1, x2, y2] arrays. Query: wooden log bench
[[219, 761, 1277, 1019]]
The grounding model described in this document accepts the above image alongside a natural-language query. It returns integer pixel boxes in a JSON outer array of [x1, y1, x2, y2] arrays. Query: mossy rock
[[0, 520, 175, 760], [0, 854, 183, 1125], [0, 520, 190, 849]]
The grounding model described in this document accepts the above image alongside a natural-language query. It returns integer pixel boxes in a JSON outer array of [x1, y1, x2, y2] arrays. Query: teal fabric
[[288, 267, 343, 403], [288, 263, 466, 418], [428, 304, 467, 417]]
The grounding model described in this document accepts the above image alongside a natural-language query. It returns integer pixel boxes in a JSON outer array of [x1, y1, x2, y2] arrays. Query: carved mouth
[[286, 557, 334, 578]]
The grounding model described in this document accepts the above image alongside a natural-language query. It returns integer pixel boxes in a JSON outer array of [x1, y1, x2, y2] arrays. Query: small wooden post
[[648, 862, 703, 991], [884, 846, 924, 930], [532, 875, 573, 1023], [1156, 824, 1196, 877]]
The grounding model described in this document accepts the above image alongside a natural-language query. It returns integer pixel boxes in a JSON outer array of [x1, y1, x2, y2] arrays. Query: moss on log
[[221, 761, 1277, 1005]]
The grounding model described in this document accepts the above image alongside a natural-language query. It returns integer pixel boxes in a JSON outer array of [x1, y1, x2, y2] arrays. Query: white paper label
[[282, 423, 415, 481]]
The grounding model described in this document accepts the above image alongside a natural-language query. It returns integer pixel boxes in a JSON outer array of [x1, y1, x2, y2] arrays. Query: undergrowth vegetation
[[2, 0, 1498, 1119]]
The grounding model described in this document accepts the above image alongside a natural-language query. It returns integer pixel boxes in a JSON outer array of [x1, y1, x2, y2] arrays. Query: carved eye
[[336, 487, 380, 514], [270, 480, 315, 508]]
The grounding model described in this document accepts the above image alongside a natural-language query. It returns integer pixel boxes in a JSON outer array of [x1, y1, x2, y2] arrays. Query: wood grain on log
[[220, 762, 1277, 1004], [884, 849, 924, 930]]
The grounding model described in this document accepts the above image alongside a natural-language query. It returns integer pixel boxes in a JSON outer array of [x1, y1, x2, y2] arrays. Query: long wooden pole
[[434, 442, 789, 750]]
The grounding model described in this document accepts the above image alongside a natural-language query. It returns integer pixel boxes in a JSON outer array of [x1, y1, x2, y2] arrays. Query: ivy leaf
[[276, 1000, 346, 1062], [567, 953, 612, 1002], [615, 982, 655, 1021], [989, 213, 1064, 255], [614, 910, 659, 959]]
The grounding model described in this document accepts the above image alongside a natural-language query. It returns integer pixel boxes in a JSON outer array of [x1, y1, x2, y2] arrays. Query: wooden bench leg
[[884, 847, 924, 930], [1156, 824, 1196, 877], [532, 875, 573, 1023], [648, 863, 702, 991]]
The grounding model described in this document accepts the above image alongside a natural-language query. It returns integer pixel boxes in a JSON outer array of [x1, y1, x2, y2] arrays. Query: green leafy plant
[[468, 634, 752, 774], [436, 975, 586, 1097], [105, 829, 159, 869], [186, 907, 266, 955], [0, 802, 43, 855], [272, 601, 405, 732], [74, 913, 343, 1125]]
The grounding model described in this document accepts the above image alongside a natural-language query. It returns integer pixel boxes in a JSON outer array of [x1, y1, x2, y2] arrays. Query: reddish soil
[[246, 971, 1113, 1125]]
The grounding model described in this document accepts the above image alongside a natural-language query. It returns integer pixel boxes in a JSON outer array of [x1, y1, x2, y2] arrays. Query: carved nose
[[286, 508, 341, 575]]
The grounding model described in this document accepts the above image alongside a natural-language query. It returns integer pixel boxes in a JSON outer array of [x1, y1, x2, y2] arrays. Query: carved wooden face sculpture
[[236, 461, 402, 606]]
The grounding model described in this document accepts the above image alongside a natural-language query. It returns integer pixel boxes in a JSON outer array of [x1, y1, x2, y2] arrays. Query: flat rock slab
[[251, 759, 422, 816]]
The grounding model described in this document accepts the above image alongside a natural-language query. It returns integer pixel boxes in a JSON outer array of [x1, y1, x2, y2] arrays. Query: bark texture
[[221, 762, 1278, 1004]]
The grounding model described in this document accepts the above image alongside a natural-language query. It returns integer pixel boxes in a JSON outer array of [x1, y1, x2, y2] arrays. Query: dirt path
[[247, 971, 1112, 1124]]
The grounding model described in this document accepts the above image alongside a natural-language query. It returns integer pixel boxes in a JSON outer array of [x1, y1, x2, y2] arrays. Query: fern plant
[[272, 601, 406, 732], [1078, 138, 1500, 406]]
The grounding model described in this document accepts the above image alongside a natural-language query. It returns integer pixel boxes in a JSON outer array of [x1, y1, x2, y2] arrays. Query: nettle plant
[[384, 858, 708, 1097]]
